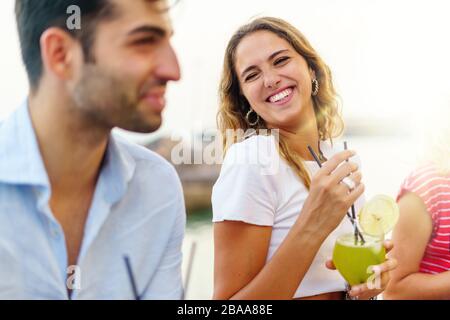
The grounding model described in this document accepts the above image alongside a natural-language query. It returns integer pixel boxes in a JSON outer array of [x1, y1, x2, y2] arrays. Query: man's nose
[[155, 42, 181, 82]]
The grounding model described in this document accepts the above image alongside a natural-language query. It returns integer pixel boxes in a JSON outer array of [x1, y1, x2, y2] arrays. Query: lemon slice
[[358, 195, 399, 237]]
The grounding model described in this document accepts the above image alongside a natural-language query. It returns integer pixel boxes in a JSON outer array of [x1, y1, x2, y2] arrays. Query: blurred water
[[181, 134, 418, 299]]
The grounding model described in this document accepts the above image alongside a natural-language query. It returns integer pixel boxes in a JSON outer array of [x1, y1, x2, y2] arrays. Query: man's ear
[[40, 27, 80, 82]]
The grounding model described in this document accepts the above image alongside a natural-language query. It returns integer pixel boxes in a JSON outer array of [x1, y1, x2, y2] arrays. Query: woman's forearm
[[385, 271, 450, 300], [229, 219, 327, 300]]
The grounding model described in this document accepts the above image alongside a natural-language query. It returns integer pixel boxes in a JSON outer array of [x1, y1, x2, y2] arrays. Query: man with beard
[[0, 0, 185, 299]]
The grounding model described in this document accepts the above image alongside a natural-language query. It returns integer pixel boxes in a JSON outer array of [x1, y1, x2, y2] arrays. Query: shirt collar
[[76, 133, 136, 265], [100, 133, 136, 205], [0, 100, 49, 187], [0, 100, 136, 205]]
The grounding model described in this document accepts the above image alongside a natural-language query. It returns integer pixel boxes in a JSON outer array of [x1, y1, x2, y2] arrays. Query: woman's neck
[[279, 127, 320, 161], [275, 103, 322, 161]]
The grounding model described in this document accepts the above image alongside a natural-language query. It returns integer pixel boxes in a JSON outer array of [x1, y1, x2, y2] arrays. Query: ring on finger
[[341, 176, 356, 191]]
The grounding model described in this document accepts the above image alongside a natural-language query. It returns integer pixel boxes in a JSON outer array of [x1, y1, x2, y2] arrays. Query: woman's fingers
[[337, 170, 362, 194], [319, 150, 356, 176], [370, 258, 398, 275], [348, 258, 397, 299], [383, 240, 394, 253], [330, 162, 359, 185], [325, 259, 336, 270], [349, 282, 384, 299], [349, 287, 382, 300], [346, 182, 365, 204], [350, 171, 362, 186], [348, 283, 368, 297]]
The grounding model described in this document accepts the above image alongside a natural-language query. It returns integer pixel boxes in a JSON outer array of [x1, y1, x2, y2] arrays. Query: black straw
[[308, 146, 324, 168], [343, 142, 356, 222], [307, 145, 365, 244], [343, 141, 365, 244], [124, 255, 141, 300]]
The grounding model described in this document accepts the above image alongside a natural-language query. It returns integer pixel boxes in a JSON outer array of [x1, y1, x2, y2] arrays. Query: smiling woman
[[212, 17, 397, 300], [219, 17, 343, 189]]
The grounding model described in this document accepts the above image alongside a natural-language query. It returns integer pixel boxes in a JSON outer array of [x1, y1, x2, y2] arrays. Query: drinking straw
[[124, 255, 141, 300], [343, 142, 357, 221], [307, 145, 365, 244], [344, 141, 360, 244]]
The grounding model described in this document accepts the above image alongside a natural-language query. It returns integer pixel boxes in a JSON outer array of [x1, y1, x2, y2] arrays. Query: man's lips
[[139, 84, 167, 111], [141, 93, 166, 112]]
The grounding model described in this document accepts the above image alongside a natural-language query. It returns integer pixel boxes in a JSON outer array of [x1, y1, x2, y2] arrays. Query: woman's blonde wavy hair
[[218, 17, 344, 189]]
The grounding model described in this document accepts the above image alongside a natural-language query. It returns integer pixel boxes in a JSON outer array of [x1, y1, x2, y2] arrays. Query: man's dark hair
[[15, 0, 117, 89]]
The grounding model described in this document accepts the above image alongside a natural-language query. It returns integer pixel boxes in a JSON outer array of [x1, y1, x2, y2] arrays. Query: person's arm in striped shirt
[[384, 192, 450, 300]]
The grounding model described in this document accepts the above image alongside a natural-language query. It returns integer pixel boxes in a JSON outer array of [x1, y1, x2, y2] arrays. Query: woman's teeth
[[268, 87, 293, 103]]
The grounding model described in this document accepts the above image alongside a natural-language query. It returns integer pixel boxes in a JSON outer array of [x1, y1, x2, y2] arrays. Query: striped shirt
[[398, 164, 450, 274]]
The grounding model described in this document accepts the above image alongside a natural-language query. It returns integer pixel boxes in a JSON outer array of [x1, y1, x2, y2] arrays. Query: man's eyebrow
[[240, 49, 289, 78], [127, 25, 173, 37]]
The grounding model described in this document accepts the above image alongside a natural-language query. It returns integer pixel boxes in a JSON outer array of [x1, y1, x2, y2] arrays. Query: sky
[[1, 0, 449, 142]]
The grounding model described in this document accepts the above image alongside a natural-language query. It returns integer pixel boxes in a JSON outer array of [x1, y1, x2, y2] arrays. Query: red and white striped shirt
[[398, 164, 450, 274]]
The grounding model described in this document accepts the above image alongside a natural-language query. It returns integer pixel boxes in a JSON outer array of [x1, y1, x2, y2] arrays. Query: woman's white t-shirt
[[211, 134, 365, 298]]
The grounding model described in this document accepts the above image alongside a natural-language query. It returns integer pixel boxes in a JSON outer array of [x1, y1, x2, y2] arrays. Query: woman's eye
[[245, 73, 258, 81], [274, 57, 290, 65]]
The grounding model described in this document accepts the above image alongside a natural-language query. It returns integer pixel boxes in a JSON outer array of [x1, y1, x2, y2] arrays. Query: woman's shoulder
[[227, 133, 277, 151], [224, 134, 279, 167], [398, 163, 450, 209], [403, 163, 447, 189]]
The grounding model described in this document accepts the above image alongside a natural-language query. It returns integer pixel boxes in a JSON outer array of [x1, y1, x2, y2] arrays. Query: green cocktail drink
[[332, 233, 386, 286]]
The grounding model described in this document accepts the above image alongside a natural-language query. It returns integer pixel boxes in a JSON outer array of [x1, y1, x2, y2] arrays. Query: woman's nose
[[263, 72, 281, 89]]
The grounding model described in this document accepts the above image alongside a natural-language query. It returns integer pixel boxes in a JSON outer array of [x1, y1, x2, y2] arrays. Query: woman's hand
[[326, 240, 398, 300], [298, 150, 365, 238]]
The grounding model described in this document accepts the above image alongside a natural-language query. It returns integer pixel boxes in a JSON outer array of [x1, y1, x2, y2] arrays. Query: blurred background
[[1, 0, 449, 299]]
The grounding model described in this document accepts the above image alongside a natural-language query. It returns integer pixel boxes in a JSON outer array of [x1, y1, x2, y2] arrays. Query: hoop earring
[[245, 108, 260, 126], [312, 79, 319, 96]]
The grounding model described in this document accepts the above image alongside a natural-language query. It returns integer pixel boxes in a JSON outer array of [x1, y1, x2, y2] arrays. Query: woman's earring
[[245, 108, 260, 126], [312, 79, 319, 96]]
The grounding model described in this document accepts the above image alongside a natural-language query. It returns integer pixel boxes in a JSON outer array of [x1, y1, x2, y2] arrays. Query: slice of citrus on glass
[[358, 195, 399, 237]]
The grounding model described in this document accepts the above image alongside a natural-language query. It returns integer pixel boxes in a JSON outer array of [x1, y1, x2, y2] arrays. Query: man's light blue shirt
[[0, 101, 186, 299]]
